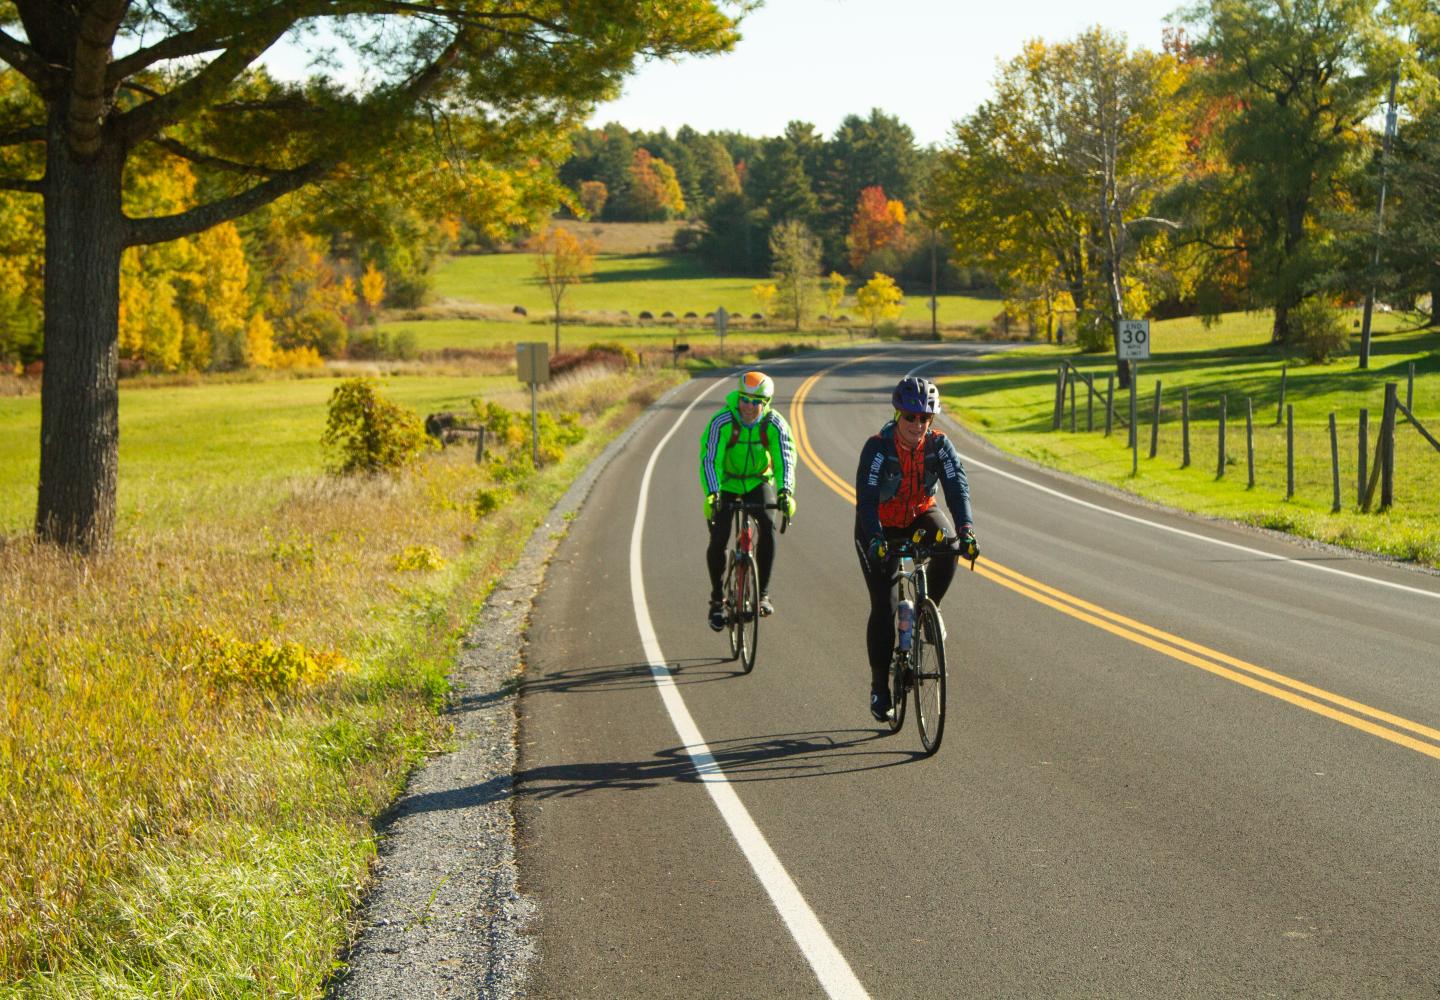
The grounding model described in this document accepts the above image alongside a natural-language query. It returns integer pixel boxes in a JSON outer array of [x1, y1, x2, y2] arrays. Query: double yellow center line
[[789, 363, 1440, 763]]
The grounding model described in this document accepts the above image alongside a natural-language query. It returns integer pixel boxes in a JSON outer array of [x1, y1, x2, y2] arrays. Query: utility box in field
[[517, 342, 550, 385]]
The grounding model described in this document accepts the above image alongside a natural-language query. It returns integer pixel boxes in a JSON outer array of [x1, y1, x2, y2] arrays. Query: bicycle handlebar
[[728, 500, 789, 534]]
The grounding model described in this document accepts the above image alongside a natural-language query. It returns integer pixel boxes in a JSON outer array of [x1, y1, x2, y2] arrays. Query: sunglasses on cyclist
[[899, 412, 932, 423], [738, 394, 766, 405]]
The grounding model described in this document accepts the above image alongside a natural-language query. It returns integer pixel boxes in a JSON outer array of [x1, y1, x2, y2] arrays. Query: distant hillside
[[549, 219, 689, 255]]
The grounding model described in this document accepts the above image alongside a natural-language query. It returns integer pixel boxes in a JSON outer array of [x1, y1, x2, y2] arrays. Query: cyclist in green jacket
[[699, 370, 798, 631]]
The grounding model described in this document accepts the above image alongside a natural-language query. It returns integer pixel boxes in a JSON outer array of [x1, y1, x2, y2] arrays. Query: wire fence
[[1051, 361, 1440, 513]]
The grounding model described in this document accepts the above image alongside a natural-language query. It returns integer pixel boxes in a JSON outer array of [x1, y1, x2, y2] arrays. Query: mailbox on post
[[516, 342, 549, 466]]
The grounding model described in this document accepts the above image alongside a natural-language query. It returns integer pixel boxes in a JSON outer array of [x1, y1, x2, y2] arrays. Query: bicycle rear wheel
[[736, 552, 760, 673], [914, 600, 947, 755], [888, 649, 907, 733]]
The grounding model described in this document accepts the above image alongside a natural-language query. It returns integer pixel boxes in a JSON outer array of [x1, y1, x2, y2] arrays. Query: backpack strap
[[728, 414, 771, 449]]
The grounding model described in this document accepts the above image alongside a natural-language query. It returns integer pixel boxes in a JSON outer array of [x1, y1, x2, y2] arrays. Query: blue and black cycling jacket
[[854, 421, 972, 541]]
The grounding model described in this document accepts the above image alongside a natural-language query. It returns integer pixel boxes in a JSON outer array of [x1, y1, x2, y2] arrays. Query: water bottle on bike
[[897, 599, 914, 651]]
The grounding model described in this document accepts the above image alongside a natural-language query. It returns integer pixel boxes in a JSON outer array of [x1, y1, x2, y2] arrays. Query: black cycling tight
[[853, 509, 958, 689], [706, 484, 777, 601]]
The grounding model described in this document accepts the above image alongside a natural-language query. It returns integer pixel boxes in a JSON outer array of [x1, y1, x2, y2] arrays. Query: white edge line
[[628, 377, 871, 1000]]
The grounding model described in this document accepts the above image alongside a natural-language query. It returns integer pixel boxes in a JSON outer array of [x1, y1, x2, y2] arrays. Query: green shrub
[[1076, 313, 1112, 353], [322, 377, 435, 474], [470, 487, 509, 518], [584, 341, 640, 368], [348, 328, 419, 361], [183, 628, 348, 693], [1292, 297, 1349, 363], [392, 544, 447, 572]]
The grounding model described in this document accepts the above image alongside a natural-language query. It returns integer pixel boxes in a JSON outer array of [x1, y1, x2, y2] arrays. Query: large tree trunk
[[1429, 264, 1440, 328], [35, 109, 126, 552]]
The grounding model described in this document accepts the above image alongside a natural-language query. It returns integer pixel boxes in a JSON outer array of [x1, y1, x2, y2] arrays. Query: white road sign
[[1117, 319, 1151, 360]]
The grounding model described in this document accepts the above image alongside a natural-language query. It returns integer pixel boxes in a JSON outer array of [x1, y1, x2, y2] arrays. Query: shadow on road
[[514, 727, 923, 802], [519, 657, 741, 697]]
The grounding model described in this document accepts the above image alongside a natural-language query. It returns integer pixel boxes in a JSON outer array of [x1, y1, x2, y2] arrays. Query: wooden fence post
[[1358, 409, 1368, 507], [1182, 386, 1190, 468], [475, 426, 487, 464], [1069, 372, 1077, 433], [1217, 394, 1227, 479], [1329, 413, 1341, 513], [1381, 382, 1397, 510], [1245, 397, 1255, 488], [1149, 381, 1161, 459], [1276, 364, 1287, 426], [1087, 378, 1094, 432], [1286, 403, 1294, 499], [1052, 364, 1066, 430], [1105, 374, 1115, 437]]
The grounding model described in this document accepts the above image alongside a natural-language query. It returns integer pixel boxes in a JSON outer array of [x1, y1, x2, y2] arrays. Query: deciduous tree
[[855, 272, 903, 334], [0, 0, 741, 550], [530, 225, 597, 352], [768, 219, 821, 330], [1175, 0, 1397, 342], [846, 185, 908, 271]]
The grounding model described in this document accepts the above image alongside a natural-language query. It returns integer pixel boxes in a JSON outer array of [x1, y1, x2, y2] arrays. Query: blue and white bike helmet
[[892, 375, 941, 415]]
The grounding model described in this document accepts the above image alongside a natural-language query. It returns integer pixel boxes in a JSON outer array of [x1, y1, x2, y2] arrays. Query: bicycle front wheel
[[914, 600, 947, 755], [737, 552, 760, 673], [723, 556, 741, 662]]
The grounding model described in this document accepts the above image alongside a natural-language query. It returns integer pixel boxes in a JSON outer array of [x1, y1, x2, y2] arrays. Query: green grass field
[[0, 374, 511, 533], [943, 310, 1440, 565], [422, 250, 1002, 337]]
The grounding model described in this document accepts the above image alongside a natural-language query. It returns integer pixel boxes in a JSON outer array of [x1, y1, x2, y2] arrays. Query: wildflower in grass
[[392, 545, 447, 572]]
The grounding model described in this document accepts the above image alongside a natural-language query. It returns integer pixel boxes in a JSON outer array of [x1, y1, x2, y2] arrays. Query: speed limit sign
[[1117, 319, 1151, 360]]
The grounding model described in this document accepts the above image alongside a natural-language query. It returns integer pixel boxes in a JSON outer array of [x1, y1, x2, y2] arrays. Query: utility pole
[[929, 226, 939, 339], [1360, 70, 1400, 370]]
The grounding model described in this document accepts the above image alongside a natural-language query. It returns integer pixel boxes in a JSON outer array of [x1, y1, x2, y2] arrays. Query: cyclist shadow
[[519, 658, 737, 698], [516, 728, 924, 801]]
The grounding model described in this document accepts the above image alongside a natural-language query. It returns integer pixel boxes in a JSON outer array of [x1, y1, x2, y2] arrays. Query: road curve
[[515, 342, 1440, 999]]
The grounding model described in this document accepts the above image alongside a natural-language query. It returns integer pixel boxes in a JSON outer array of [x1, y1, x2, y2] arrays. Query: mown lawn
[[0, 374, 511, 534], [943, 309, 1440, 566]]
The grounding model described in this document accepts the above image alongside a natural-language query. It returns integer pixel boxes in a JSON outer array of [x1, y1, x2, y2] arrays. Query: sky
[[588, 0, 1181, 146]]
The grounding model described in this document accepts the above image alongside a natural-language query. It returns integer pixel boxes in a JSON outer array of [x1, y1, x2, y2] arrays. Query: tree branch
[[117, 22, 295, 147], [0, 27, 54, 89], [0, 175, 43, 194], [150, 136, 283, 176], [0, 124, 46, 147], [128, 27, 469, 248], [124, 157, 333, 246]]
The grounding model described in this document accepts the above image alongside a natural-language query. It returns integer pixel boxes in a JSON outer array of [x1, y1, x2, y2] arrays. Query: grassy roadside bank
[[0, 364, 681, 997], [940, 314, 1440, 569]]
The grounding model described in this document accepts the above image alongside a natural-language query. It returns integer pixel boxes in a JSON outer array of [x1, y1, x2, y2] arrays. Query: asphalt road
[[514, 343, 1440, 999]]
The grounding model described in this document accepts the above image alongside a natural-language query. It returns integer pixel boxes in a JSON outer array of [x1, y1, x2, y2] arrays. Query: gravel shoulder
[[327, 384, 682, 1000]]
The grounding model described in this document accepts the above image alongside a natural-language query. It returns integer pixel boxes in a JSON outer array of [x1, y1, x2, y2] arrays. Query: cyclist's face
[[737, 394, 764, 421], [895, 410, 932, 447]]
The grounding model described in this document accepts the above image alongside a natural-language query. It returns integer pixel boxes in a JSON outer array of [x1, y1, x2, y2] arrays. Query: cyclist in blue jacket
[[854, 376, 978, 721]]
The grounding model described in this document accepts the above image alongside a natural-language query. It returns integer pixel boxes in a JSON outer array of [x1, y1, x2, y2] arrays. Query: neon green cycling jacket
[[698, 390, 797, 496]]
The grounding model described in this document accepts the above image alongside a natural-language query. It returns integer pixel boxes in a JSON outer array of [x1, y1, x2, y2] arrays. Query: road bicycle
[[718, 497, 788, 673], [884, 529, 957, 756]]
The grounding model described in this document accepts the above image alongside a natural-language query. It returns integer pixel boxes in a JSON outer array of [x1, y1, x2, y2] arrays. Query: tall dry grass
[[0, 367, 678, 994]]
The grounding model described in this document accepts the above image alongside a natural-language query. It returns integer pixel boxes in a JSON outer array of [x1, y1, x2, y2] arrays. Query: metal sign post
[[516, 342, 550, 467], [1117, 320, 1150, 474]]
